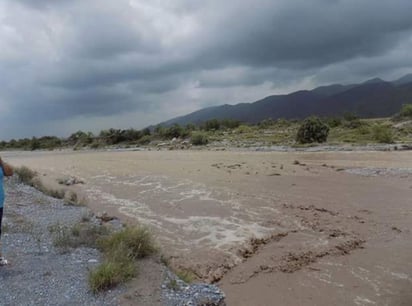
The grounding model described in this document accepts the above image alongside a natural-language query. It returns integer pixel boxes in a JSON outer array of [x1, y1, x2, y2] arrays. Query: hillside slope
[[159, 75, 412, 126]]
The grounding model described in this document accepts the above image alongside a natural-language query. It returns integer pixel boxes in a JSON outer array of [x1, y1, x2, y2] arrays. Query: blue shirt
[[0, 167, 4, 207]]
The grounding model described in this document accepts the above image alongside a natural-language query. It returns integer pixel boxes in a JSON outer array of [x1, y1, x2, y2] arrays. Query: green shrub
[[220, 119, 241, 129], [137, 135, 151, 145], [236, 125, 252, 134], [324, 117, 342, 128], [89, 259, 136, 293], [343, 118, 363, 129], [191, 133, 209, 145], [343, 112, 359, 121], [296, 117, 330, 144], [258, 119, 275, 129], [89, 226, 156, 293], [14, 166, 37, 185], [372, 125, 393, 143], [64, 191, 85, 206], [98, 226, 157, 260], [90, 142, 101, 149], [46, 188, 66, 199], [164, 124, 184, 139], [400, 104, 412, 118], [357, 125, 371, 135], [167, 279, 180, 291], [51, 222, 109, 250], [204, 119, 220, 131], [175, 269, 196, 283]]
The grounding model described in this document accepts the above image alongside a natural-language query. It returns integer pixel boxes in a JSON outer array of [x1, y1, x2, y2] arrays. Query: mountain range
[[159, 74, 412, 126]]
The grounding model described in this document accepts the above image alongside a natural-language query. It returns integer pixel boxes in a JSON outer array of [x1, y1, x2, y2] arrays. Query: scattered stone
[[162, 270, 226, 306], [96, 211, 115, 222], [345, 167, 412, 178], [57, 176, 85, 186]]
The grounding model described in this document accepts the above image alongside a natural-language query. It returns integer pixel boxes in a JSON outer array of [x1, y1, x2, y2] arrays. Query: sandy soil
[[2, 149, 412, 306]]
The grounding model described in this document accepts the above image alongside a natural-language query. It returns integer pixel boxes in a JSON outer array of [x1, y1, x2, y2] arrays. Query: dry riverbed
[[2, 149, 412, 306]]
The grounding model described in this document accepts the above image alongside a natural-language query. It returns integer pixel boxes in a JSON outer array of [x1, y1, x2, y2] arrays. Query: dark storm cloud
[[196, 0, 412, 68], [1, 0, 412, 139]]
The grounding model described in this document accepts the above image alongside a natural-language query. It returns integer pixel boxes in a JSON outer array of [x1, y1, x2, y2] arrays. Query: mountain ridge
[[158, 74, 412, 126]]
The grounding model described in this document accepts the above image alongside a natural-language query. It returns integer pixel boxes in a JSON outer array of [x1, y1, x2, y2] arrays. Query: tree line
[[1, 104, 411, 150]]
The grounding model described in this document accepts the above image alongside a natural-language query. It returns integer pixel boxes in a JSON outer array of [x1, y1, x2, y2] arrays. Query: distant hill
[[158, 74, 412, 126]]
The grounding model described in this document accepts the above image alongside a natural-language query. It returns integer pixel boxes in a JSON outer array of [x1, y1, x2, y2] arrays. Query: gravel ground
[[162, 270, 225, 306], [0, 178, 226, 306], [0, 178, 126, 306], [345, 167, 412, 177]]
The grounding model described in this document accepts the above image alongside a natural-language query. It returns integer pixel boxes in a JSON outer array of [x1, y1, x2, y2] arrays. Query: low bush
[[89, 259, 136, 293], [399, 104, 412, 118], [137, 135, 151, 145], [98, 226, 157, 259], [372, 125, 393, 143], [175, 269, 196, 283], [342, 118, 363, 129], [14, 166, 66, 199], [191, 133, 209, 146], [89, 226, 157, 293], [324, 117, 342, 128], [64, 191, 86, 206], [51, 222, 109, 251], [296, 117, 329, 144], [236, 125, 252, 134], [14, 166, 37, 185]]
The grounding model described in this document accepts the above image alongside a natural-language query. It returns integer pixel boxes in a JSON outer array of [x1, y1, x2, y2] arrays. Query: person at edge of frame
[[0, 156, 13, 266]]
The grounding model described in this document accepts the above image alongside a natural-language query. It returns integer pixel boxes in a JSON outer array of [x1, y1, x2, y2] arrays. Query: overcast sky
[[1, 0, 412, 139]]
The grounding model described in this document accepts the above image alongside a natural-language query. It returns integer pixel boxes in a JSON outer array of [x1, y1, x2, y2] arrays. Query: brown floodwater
[[3, 149, 412, 306]]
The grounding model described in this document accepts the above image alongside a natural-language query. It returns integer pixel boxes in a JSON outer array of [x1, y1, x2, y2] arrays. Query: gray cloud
[[1, 0, 412, 139]]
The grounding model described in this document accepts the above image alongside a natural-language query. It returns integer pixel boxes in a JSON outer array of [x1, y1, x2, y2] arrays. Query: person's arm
[[0, 158, 13, 177]]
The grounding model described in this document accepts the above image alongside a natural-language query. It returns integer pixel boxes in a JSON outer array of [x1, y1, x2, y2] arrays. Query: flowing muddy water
[[3, 149, 412, 305]]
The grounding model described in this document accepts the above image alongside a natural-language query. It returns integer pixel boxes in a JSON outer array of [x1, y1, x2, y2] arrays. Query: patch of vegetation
[[14, 166, 67, 199], [175, 269, 196, 283], [3, 211, 34, 234], [137, 135, 152, 145], [324, 117, 342, 128], [98, 226, 157, 259], [81, 208, 93, 222], [342, 118, 363, 129], [296, 117, 329, 144], [236, 125, 253, 134], [64, 191, 86, 206], [44, 186, 66, 199], [160, 254, 170, 266], [399, 103, 412, 118], [372, 125, 393, 143], [89, 226, 157, 293], [89, 260, 136, 293], [327, 121, 373, 144], [2, 103, 411, 150], [167, 279, 180, 291], [50, 222, 109, 251], [14, 166, 37, 185], [191, 132, 209, 145]]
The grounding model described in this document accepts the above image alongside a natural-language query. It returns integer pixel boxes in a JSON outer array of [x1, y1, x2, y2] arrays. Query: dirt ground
[[2, 149, 412, 306]]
